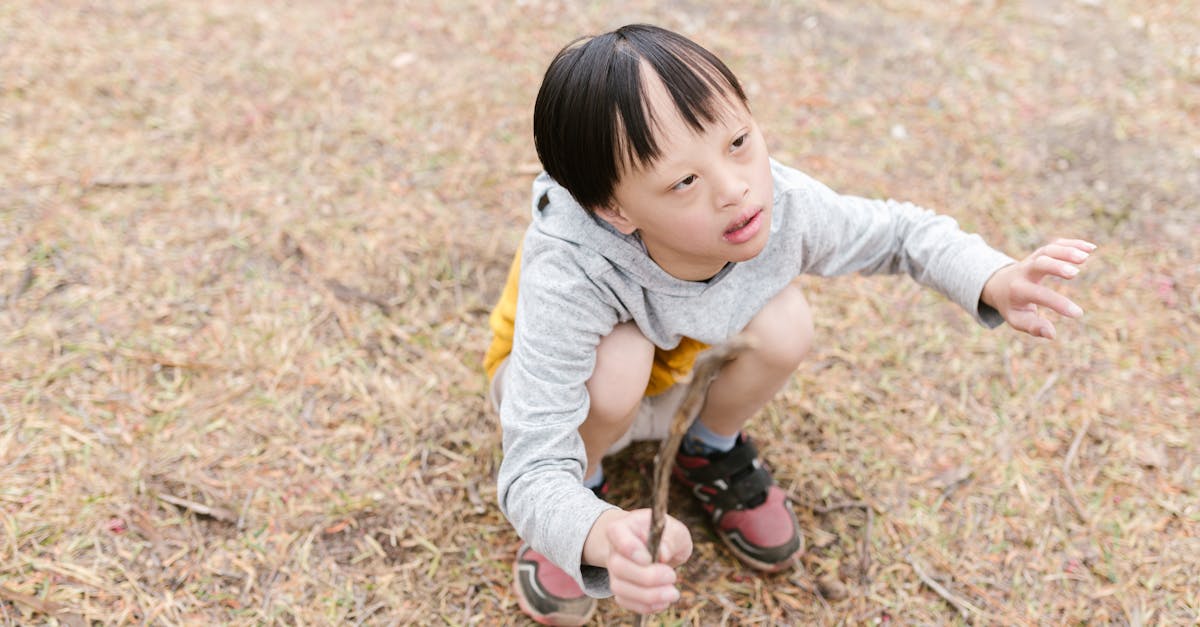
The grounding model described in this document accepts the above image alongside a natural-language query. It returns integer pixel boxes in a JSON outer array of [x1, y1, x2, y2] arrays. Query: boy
[[485, 24, 1093, 624]]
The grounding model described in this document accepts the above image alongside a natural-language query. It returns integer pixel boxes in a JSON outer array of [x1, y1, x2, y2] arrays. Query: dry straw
[[1, 0, 1197, 624]]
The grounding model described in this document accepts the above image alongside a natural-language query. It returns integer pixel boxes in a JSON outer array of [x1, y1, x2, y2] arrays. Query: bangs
[[612, 30, 748, 174]]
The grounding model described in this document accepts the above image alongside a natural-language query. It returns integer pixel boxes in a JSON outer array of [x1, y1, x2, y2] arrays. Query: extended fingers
[[1016, 282, 1084, 319], [1006, 308, 1057, 339], [1024, 241, 1094, 283], [1040, 243, 1092, 265], [1029, 254, 1081, 281], [1051, 238, 1098, 254]]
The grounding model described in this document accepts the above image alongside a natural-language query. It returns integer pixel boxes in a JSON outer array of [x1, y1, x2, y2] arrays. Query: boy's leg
[[580, 321, 656, 478], [674, 282, 813, 572], [512, 321, 654, 626], [698, 281, 813, 435]]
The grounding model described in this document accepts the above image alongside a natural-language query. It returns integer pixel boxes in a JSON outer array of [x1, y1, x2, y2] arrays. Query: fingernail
[[635, 550, 651, 565], [1072, 251, 1089, 262], [1083, 241, 1098, 251], [1064, 265, 1079, 277], [1069, 303, 1083, 317]]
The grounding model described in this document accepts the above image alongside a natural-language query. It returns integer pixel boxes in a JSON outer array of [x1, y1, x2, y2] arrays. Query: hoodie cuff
[[548, 494, 620, 598], [949, 246, 1015, 328]]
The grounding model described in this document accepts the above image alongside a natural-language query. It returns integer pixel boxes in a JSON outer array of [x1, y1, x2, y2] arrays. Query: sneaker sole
[[510, 561, 596, 627], [719, 531, 804, 573]]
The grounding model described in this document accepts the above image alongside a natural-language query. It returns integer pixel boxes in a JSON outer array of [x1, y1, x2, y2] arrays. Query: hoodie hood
[[528, 172, 745, 297]]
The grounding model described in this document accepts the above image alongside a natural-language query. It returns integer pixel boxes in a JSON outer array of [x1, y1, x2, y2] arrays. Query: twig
[[325, 278, 394, 312], [260, 568, 281, 616], [157, 492, 236, 523], [786, 574, 832, 611], [237, 488, 256, 531], [0, 585, 62, 616], [858, 506, 873, 586], [1059, 414, 1093, 524], [1031, 372, 1060, 405], [1002, 345, 1016, 390], [638, 335, 755, 627], [4, 266, 34, 307], [907, 557, 985, 620], [812, 498, 875, 585], [1062, 414, 1091, 475], [814, 499, 870, 514], [86, 175, 182, 189], [644, 336, 755, 560], [1017, 371, 1060, 422]]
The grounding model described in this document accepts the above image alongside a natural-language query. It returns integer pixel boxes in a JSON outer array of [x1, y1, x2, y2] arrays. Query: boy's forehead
[[641, 67, 747, 136]]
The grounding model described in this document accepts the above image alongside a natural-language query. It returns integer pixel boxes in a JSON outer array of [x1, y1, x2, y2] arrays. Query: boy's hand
[[981, 238, 1096, 340], [584, 508, 692, 615]]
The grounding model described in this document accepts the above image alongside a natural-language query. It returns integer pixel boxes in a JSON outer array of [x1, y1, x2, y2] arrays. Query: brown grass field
[[2, 1, 1198, 624]]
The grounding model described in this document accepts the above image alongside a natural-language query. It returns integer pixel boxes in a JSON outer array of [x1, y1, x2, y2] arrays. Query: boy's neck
[[646, 248, 730, 282]]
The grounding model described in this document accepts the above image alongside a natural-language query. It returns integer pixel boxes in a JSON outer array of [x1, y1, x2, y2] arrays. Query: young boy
[[485, 24, 1093, 624]]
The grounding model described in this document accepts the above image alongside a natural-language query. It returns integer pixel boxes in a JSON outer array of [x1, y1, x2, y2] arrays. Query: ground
[[1, 0, 1198, 624]]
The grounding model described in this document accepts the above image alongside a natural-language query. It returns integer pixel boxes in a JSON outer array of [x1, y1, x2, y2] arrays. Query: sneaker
[[673, 434, 803, 571], [512, 544, 596, 626], [511, 480, 608, 626]]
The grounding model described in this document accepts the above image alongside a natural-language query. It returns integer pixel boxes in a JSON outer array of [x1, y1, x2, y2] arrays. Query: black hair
[[532, 24, 749, 211]]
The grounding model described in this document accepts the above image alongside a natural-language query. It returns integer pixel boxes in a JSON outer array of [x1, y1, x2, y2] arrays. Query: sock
[[682, 420, 738, 457], [583, 466, 605, 490]]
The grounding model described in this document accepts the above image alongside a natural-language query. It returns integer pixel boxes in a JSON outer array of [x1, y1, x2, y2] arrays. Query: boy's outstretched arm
[[980, 238, 1097, 340], [583, 509, 692, 615]]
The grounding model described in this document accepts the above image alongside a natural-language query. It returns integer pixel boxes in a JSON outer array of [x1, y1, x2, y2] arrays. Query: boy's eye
[[731, 133, 748, 150], [672, 175, 697, 191]]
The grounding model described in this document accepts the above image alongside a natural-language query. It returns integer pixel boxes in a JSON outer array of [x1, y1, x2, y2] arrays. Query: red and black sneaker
[[512, 544, 596, 626], [511, 480, 608, 625], [673, 434, 803, 572]]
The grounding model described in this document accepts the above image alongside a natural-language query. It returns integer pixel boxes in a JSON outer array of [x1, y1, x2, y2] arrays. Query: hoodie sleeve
[[496, 239, 622, 598], [776, 165, 1015, 327]]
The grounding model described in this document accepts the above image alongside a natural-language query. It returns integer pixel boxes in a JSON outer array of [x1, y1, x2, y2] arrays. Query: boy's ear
[[594, 204, 638, 235]]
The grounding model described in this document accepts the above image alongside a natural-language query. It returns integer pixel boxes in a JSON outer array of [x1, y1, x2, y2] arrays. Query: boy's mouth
[[723, 208, 763, 243]]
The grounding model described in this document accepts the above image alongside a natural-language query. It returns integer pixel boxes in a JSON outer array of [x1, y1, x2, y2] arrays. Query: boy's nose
[[714, 169, 749, 208]]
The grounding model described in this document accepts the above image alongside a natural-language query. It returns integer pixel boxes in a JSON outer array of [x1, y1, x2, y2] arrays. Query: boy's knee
[[745, 283, 813, 370], [586, 322, 654, 426]]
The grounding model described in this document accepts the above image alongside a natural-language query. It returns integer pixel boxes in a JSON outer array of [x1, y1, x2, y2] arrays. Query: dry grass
[[2, 0, 1198, 624]]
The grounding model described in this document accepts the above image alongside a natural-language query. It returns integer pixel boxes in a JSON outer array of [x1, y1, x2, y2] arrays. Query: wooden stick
[[907, 556, 986, 620], [637, 335, 754, 625]]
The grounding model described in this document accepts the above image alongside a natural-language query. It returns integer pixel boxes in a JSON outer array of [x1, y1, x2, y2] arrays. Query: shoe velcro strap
[[709, 465, 773, 512], [684, 438, 760, 485], [687, 438, 773, 511]]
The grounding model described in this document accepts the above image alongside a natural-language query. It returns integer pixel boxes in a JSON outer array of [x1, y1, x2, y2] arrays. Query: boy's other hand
[[982, 238, 1096, 340], [585, 508, 692, 615]]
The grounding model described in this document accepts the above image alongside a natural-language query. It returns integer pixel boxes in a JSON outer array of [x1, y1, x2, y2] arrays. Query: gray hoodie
[[497, 159, 1014, 597]]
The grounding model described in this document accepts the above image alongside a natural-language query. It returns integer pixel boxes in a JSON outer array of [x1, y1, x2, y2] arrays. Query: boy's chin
[[729, 238, 768, 263]]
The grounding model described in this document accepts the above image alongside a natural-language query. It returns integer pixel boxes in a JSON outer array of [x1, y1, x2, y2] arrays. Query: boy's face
[[597, 69, 774, 282]]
